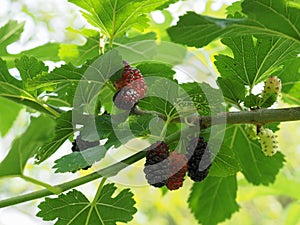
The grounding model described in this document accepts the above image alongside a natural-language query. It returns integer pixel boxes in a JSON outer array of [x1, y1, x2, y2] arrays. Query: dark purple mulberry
[[71, 135, 99, 170], [187, 137, 211, 182], [144, 142, 169, 187], [113, 88, 140, 110]]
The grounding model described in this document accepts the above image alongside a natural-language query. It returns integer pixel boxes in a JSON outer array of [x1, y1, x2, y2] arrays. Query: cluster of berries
[[258, 127, 279, 157], [262, 76, 282, 98], [243, 76, 281, 156], [259, 76, 282, 107], [71, 135, 99, 171], [245, 124, 279, 157], [113, 61, 147, 110], [144, 137, 211, 191]]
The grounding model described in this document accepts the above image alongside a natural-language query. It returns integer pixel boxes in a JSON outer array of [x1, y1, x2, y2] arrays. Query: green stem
[[159, 117, 171, 140], [2, 107, 300, 208], [86, 178, 107, 225], [20, 175, 62, 194], [92, 178, 107, 205], [42, 103, 61, 118], [0, 151, 145, 208]]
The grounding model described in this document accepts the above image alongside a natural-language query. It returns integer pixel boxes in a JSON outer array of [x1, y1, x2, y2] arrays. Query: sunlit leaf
[[0, 116, 55, 177], [0, 97, 22, 137], [168, 0, 300, 47]]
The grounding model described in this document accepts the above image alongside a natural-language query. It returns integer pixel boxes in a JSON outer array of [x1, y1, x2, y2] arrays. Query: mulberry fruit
[[113, 88, 140, 110], [263, 76, 282, 96], [258, 127, 278, 157], [71, 135, 99, 170], [114, 62, 147, 98], [245, 124, 258, 141], [166, 152, 188, 190], [144, 142, 169, 187], [187, 137, 211, 182]]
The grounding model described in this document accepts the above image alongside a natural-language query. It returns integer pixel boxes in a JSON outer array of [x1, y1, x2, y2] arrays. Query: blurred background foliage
[[0, 0, 300, 224]]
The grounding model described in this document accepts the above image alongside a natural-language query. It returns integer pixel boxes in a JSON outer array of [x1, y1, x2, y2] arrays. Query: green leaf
[[0, 116, 55, 177], [217, 77, 246, 105], [15, 56, 49, 91], [29, 62, 88, 90], [167, 12, 237, 48], [241, 0, 300, 41], [279, 58, 300, 105], [168, 0, 300, 47], [0, 21, 24, 56], [58, 35, 100, 66], [179, 82, 224, 116], [0, 58, 59, 116], [0, 22, 60, 68], [244, 94, 261, 108], [137, 63, 175, 80], [37, 184, 137, 225], [0, 97, 22, 136], [4, 43, 61, 69], [53, 146, 106, 173], [226, 1, 245, 18], [113, 32, 157, 45], [260, 93, 277, 108], [31, 50, 123, 109], [225, 125, 285, 185], [138, 76, 179, 117], [68, 0, 170, 41], [210, 145, 241, 177], [98, 82, 115, 114], [128, 114, 157, 137], [188, 175, 239, 225], [215, 36, 298, 87], [20, 43, 61, 62], [35, 111, 74, 163], [81, 114, 121, 149]]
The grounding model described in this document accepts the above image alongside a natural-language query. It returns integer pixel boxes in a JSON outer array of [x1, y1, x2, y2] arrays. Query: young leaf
[[53, 146, 106, 173], [37, 184, 137, 225], [215, 36, 298, 87], [68, 0, 171, 41], [35, 111, 74, 163], [168, 0, 300, 47], [0, 97, 22, 136], [188, 175, 239, 225], [0, 116, 55, 177], [225, 125, 285, 185], [15, 56, 49, 94]]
